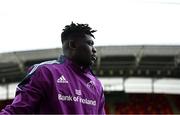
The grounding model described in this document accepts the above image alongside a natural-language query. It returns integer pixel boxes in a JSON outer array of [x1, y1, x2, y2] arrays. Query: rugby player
[[0, 22, 105, 114]]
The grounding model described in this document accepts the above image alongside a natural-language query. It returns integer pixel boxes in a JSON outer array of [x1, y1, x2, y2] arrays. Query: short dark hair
[[61, 22, 97, 43]]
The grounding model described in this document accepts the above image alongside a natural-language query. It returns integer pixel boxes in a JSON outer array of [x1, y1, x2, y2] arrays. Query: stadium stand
[[170, 95, 180, 112], [115, 94, 173, 114]]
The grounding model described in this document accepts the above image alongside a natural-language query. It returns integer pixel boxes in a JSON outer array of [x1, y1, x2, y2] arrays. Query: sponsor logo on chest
[[57, 75, 68, 83], [56, 75, 97, 106], [87, 80, 96, 89], [75, 89, 82, 96]]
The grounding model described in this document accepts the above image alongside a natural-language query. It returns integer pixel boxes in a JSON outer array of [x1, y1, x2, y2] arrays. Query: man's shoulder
[[27, 60, 61, 75], [18, 60, 64, 89]]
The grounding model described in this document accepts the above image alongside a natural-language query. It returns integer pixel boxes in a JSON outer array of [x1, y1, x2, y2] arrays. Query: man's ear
[[68, 40, 76, 49]]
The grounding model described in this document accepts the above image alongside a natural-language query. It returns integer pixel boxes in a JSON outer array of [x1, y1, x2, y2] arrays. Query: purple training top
[[0, 56, 105, 114]]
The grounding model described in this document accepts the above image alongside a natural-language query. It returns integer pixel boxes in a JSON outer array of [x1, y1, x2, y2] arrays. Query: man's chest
[[52, 71, 99, 106]]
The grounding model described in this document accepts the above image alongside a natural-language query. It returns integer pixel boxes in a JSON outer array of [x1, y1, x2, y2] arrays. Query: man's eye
[[88, 41, 94, 46]]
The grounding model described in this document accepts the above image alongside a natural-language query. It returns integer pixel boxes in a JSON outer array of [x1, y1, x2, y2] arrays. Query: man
[[0, 22, 105, 114]]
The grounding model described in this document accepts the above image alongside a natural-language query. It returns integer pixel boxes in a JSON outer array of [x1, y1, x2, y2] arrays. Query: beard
[[74, 54, 93, 67]]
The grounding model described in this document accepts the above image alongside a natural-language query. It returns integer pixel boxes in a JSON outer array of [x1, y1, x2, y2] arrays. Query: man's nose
[[92, 46, 97, 53]]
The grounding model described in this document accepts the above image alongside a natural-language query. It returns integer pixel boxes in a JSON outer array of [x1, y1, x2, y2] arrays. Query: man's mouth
[[91, 55, 97, 61]]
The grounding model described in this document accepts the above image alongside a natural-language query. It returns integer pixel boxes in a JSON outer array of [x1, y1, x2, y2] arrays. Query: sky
[[0, 0, 180, 53]]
